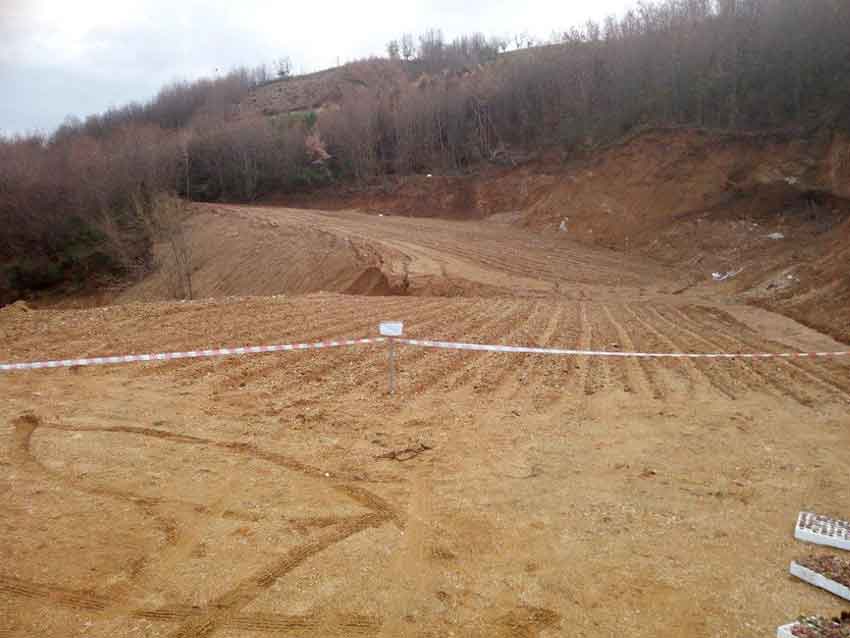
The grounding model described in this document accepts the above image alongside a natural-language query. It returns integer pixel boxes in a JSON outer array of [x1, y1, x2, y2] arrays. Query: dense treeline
[[1, 0, 849, 301], [334, 0, 850, 177]]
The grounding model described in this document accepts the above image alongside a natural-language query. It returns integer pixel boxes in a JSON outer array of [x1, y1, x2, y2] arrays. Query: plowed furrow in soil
[[692, 306, 850, 400], [642, 306, 737, 400], [213, 298, 446, 393], [208, 300, 424, 390], [441, 300, 546, 397], [583, 304, 610, 396], [427, 299, 533, 394], [476, 301, 555, 396], [401, 300, 526, 395], [161, 297, 417, 385], [618, 304, 692, 397], [263, 300, 455, 397], [264, 301, 485, 396], [682, 306, 849, 404], [507, 302, 567, 401], [653, 305, 766, 397], [524, 302, 585, 408], [599, 304, 653, 396], [567, 301, 593, 398], [666, 306, 814, 406]]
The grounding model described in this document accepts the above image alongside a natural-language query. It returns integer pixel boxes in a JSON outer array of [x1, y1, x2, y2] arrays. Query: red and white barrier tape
[[398, 339, 850, 359], [3, 334, 849, 373], [0, 338, 385, 372]]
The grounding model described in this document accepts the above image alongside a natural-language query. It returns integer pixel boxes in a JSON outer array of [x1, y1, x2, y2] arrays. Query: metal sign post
[[379, 321, 404, 395]]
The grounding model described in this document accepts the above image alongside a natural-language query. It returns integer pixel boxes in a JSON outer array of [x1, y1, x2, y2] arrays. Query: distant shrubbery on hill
[[1, 0, 848, 301]]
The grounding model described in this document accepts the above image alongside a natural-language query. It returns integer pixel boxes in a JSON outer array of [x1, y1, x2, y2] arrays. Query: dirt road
[[117, 205, 680, 303], [2, 206, 849, 637]]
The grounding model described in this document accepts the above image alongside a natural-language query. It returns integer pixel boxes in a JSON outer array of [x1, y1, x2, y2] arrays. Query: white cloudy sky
[[0, 0, 631, 135]]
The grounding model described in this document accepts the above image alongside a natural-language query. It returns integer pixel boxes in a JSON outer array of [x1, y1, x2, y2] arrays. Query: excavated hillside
[[272, 127, 850, 343], [521, 128, 850, 343]]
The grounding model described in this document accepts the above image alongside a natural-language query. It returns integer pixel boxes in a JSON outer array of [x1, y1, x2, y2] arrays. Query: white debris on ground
[[766, 232, 785, 240], [559, 219, 569, 232], [712, 268, 744, 282]]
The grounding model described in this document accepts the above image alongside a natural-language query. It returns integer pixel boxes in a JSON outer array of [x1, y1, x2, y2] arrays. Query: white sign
[[379, 321, 404, 337]]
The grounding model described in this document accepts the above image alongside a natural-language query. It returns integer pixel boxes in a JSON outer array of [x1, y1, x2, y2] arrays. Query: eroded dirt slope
[[268, 128, 850, 341], [114, 204, 682, 305], [521, 128, 850, 342]]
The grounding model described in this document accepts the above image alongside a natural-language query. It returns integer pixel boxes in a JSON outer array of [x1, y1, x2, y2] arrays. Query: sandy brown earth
[[115, 204, 680, 304], [2, 206, 850, 638]]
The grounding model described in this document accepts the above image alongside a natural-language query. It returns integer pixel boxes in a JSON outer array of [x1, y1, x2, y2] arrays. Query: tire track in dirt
[[11, 415, 182, 551], [8, 415, 402, 635], [0, 574, 381, 635], [642, 306, 738, 400], [600, 304, 656, 397], [665, 306, 815, 406], [166, 512, 388, 638], [0, 574, 111, 612], [224, 612, 379, 634]]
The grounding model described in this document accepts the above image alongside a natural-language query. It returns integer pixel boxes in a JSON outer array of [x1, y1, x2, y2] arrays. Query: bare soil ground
[[2, 205, 850, 638], [110, 204, 678, 304], [277, 128, 850, 343]]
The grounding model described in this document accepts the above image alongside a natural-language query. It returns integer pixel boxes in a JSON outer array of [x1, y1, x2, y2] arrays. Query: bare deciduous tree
[[386, 40, 400, 60]]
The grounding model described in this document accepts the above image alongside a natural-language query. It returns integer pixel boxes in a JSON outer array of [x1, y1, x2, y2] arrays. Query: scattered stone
[[376, 442, 433, 462]]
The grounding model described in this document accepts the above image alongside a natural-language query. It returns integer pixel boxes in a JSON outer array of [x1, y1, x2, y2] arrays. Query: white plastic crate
[[790, 561, 850, 602], [777, 622, 797, 638], [796, 512, 850, 552]]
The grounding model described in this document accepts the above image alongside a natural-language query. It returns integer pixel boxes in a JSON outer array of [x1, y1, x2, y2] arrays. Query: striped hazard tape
[[2, 334, 849, 373], [0, 338, 385, 372], [397, 339, 850, 359]]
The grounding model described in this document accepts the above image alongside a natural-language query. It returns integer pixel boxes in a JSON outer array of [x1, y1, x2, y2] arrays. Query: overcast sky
[[1, 0, 631, 136]]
